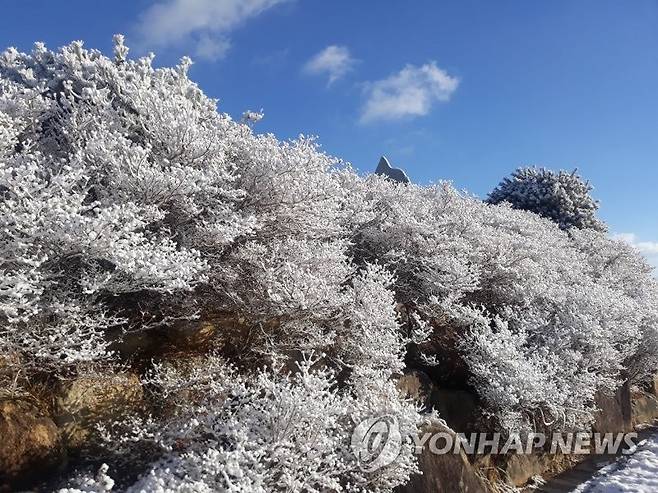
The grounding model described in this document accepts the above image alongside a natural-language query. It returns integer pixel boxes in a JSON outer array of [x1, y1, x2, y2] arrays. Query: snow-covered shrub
[[487, 166, 607, 232], [0, 37, 252, 370], [0, 36, 355, 372], [91, 353, 423, 493], [2, 37, 424, 492], [345, 176, 658, 432], [569, 228, 658, 383]]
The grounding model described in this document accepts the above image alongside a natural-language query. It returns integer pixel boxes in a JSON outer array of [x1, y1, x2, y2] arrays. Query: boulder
[[631, 390, 658, 427], [54, 372, 145, 450], [396, 423, 488, 493], [0, 398, 65, 489], [592, 381, 632, 434]]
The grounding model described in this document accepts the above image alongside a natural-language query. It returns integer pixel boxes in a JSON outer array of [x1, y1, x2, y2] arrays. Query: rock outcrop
[[592, 381, 633, 434], [396, 423, 489, 493], [375, 156, 411, 184], [54, 372, 145, 450], [631, 389, 658, 427], [0, 398, 65, 490]]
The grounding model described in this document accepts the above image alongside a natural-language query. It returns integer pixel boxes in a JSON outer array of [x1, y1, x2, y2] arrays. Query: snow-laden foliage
[[1, 37, 422, 491], [487, 166, 607, 232], [346, 177, 658, 432], [0, 36, 251, 370], [88, 354, 423, 493], [2, 36, 658, 491]]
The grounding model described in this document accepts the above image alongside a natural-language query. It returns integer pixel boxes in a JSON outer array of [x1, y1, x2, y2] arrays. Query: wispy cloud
[[252, 48, 290, 68], [359, 62, 459, 124], [134, 0, 290, 61], [613, 233, 658, 273], [303, 45, 355, 85]]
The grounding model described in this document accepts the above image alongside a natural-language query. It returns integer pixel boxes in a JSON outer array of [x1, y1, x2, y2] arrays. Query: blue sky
[[2, 0, 657, 266]]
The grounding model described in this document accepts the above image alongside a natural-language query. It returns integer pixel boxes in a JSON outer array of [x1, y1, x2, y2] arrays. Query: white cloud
[[303, 45, 355, 85], [613, 233, 658, 274], [134, 0, 289, 61], [195, 34, 231, 61], [359, 62, 459, 124]]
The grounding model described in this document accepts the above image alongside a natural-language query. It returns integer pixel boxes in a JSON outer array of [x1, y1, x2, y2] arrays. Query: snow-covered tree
[[0, 37, 255, 370], [1, 37, 423, 491], [344, 176, 658, 432], [487, 166, 607, 232]]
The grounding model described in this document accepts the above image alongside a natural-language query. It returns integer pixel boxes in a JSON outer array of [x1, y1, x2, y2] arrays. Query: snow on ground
[[572, 434, 658, 492]]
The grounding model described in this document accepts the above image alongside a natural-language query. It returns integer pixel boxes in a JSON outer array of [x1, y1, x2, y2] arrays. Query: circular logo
[[351, 414, 403, 472]]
